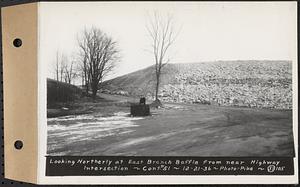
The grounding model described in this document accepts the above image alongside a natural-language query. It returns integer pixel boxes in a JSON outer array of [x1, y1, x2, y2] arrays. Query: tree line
[[53, 12, 178, 101], [53, 27, 120, 99]]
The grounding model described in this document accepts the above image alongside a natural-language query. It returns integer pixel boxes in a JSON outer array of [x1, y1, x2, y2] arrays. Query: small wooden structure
[[130, 97, 150, 116]]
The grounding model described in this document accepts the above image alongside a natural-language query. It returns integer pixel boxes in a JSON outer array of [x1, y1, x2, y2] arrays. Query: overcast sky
[[39, 2, 296, 80]]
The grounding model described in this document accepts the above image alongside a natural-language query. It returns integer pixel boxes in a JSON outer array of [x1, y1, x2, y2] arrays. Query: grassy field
[[47, 93, 294, 157]]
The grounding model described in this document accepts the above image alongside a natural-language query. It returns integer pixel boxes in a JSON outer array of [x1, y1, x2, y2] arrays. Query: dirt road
[[47, 97, 294, 156]]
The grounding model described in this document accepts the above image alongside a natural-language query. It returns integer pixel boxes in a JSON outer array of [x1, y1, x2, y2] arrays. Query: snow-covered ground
[[47, 112, 144, 155]]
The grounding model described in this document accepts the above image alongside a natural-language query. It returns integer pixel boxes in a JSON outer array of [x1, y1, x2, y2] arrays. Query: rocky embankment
[[103, 60, 293, 109]]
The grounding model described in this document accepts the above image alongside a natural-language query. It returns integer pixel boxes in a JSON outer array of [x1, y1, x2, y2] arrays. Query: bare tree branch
[[77, 27, 120, 98], [146, 12, 179, 101]]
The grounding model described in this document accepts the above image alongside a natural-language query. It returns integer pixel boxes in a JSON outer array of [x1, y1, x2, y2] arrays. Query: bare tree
[[53, 50, 78, 84], [60, 54, 68, 82], [63, 59, 77, 84], [146, 12, 179, 102], [54, 51, 60, 81], [77, 52, 90, 94], [78, 27, 120, 98], [53, 50, 67, 82]]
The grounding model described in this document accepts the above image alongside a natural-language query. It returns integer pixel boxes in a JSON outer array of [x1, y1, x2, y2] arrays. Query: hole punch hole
[[14, 140, 23, 150], [13, 38, 22, 47]]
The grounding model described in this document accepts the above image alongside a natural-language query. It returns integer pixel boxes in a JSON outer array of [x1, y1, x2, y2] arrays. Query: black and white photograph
[[43, 2, 296, 157]]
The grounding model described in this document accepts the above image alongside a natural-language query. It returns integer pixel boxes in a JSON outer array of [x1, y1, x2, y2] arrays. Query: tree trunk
[[92, 88, 97, 99], [155, 73, 160, 101], [85, 83, 89, 95], [82, 72, 84, 88], [85, 71, 89, 95], [91, 80, 98, 99]]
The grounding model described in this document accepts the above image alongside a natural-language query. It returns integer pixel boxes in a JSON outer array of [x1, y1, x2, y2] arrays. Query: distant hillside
[[101, 60, 292, 109], [101, 64, 179, 94], [47, 78, 82, 107]]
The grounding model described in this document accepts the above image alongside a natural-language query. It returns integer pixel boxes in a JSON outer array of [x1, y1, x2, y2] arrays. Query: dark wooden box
[[130, 104, 150, 116]]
